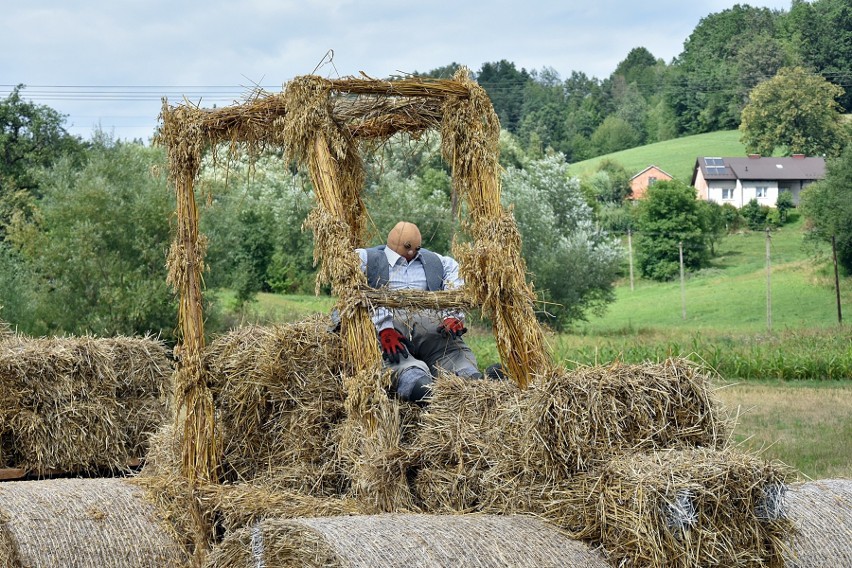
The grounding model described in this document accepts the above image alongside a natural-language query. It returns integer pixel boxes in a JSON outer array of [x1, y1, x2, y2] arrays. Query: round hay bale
[[0, 478, 188, 567], [205, 513, 610, 568], [785, 479, 852, 567]]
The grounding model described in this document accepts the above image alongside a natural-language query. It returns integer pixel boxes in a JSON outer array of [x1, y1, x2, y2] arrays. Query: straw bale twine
[[567, 449, 792, 568], [0, 335, 171, 474], [0, 478, 188, 568], [784, 479, 852, 567], [204, 513, 610, 568]]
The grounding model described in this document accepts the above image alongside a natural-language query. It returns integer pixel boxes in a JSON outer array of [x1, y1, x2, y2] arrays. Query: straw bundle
[[204, 316, 347, 491], [504, 359, 729, 481], [784, 479, 852, 567], [0, 335, 170, 474], [0, 478, 188, 568], [566, 449, 792, 568], [204, 513, 611, 568]]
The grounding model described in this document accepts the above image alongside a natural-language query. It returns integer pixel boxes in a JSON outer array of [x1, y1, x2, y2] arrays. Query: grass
[[568, 130, 755, 181], [715, 380, 852, 480]]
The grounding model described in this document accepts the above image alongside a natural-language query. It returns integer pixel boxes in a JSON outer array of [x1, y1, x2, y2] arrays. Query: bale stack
[[0, 478, 188, 568], [203, 316, 348, 495], [203, 513, 611, 568], [0, 335, 171, 475]]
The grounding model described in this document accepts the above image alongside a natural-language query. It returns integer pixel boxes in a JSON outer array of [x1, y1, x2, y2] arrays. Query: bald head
[[387, 221, 422, 259]]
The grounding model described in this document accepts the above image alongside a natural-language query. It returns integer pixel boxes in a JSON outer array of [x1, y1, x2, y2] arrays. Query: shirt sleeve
[[439, 253, 465, 322]]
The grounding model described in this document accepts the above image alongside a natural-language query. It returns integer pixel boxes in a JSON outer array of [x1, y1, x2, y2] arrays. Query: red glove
[[437, 317, 467, 338], [379, 328, 411, 364]]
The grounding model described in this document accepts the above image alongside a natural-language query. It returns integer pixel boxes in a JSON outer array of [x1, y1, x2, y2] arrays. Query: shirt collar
[[384, 245, 420, 265]]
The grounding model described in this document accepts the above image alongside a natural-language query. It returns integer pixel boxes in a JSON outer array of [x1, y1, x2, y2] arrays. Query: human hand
[[437, 317, 467, 338], [379, 328, 411, 364]]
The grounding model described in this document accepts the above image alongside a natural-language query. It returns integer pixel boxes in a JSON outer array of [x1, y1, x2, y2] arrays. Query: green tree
[[635, 180, 710, 281], [502, 155, 622, 328], [590, 115, 642, 155], [739, 66, 848, 157], [783, 0, 852, 112], [0, 85, 84, 236], [740, 199, 771, 230], [476, 60, 531, 133], [775, 190, 795, 223], [800, 145, 852, 272], [6, 133, 175, 338]]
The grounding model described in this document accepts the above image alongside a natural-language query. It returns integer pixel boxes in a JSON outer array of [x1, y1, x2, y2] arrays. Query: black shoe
[[484, 363, 507, 381], [410, 375, 434, 406]]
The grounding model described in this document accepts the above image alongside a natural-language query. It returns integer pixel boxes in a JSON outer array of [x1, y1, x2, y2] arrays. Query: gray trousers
[[384, 311, 481, 400]]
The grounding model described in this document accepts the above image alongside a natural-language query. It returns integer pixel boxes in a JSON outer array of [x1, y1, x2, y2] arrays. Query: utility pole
[[679, 241, 686, 320], [832, 235, 843, 325], [765, 227, 772, 333], [627, 228, 634, 291]]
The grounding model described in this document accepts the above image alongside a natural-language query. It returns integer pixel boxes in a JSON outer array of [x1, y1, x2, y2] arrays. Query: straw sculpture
[[565, 449, 792, 568], [157, 70, 553, 484], [784, 479, 852, 567], [0, 478, 188, 568], [203, 513, 611, 568], [0, 335, 170, 475]]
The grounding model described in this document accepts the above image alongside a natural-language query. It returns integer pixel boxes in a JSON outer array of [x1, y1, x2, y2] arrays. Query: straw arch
[[158, 69, 551, 484]]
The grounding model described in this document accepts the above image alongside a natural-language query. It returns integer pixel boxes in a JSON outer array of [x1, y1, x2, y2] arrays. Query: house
[[629, 165, 673, 200], [691, 155, 825, 208]]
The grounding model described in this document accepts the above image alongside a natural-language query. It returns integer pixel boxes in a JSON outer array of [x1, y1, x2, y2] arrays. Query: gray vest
[[365, 245, 444, 291]]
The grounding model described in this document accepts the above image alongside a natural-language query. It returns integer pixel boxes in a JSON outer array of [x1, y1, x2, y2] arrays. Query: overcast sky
[[2, 0, 792, 142]]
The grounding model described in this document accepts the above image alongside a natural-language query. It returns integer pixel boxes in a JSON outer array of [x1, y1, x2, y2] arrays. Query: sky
[[2, 0, 793, 143]]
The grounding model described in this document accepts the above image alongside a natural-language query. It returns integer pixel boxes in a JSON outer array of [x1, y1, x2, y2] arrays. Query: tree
[[783, 0, 852, 112], [590, 115, 642, 155], [0, 85, 84, 236], [635, 180, 710, 281], [502, 154, 622, 328], [800, 145, 852, 273], [476, 61, 531, 133], [775, 190, 795, 223], [6, 133, 176, 338], [739, 66, 848, 157]]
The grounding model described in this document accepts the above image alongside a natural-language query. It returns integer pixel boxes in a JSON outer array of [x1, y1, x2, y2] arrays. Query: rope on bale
[[203, 513, 611, 568]]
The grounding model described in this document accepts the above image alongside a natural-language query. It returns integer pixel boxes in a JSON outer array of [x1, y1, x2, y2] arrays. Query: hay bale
[[0, 336, 171, 474], [785, 479, 852, 567], [204, 513, 610, 568], [205, 317, 347, 489], [565, 449, 792, 568], [0, 478, 188, 568], [511, 359, 728, 479]]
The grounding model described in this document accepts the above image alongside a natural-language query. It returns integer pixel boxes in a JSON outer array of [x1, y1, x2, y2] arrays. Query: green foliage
[[720, 202, 744, 231], [502, 155, 622, 328], [740, 199, 773, 230], [775, 190, 795, 223], [0, 85, 84, 236], [590, 116, 642, 155], [5, 133, 176, 338], [635, 180, 710, 280], [800, 145, 852, 272], [476, 60, 531, 133], [740, 66, 848, 158]]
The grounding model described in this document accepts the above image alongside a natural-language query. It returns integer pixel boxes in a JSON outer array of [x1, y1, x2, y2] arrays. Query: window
[[756, 187, 768, 198], [648, 176, 657, 186], [722, 188, 734, 200]]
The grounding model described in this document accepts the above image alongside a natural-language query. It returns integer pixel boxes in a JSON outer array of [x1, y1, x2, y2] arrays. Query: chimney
[[748, 154, 761, 159], [792, 154, 805, 159]]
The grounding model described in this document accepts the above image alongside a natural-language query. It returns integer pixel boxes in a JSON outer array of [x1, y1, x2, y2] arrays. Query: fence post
[[833, 234, 843, 325], [679, 240, 686, 320], [628, 228, 634, 291], [766, 227, 772, 333]]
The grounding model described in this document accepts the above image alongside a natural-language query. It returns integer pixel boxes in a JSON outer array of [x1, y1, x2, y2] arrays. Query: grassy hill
[[568, 130, 753, 181]]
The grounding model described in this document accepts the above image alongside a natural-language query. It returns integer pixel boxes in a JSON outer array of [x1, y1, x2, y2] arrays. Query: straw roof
[[0, 335, 171, 475], [784, 479, 852, 567], [0, 478, 188, 568], [203, 513, 611, 568]]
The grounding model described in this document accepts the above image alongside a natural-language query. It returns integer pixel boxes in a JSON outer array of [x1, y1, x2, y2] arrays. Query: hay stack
[[784, 479, 852, 567], [203, 513, 611, 568], [564, 449, 792, 568], [204, 316, 347, 494], [0, 478, 188, 568], [0, 335, 171, 475]]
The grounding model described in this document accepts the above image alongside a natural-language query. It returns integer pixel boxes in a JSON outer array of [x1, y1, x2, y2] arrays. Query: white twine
[[251, 521, 266, 568]]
